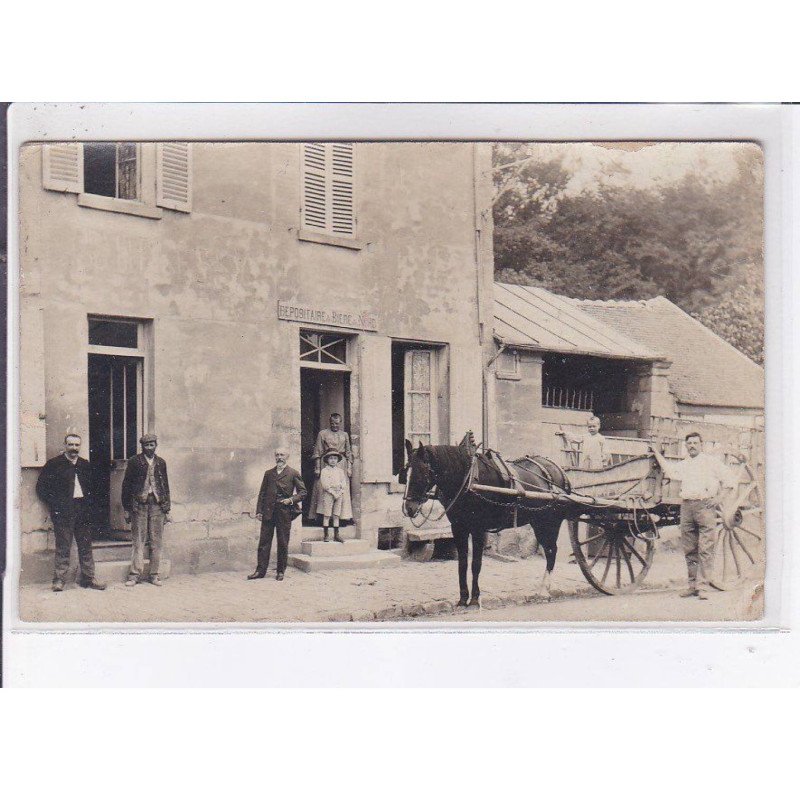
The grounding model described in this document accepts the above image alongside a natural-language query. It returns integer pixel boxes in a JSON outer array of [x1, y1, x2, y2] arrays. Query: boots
[[333, 527, 344, 544], [323, 527, 330, 542]]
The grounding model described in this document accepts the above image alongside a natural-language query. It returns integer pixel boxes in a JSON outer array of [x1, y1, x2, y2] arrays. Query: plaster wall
[[18, 142, 494, 576]]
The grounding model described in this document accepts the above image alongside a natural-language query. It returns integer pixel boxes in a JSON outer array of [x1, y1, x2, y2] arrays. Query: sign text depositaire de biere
[[277, 301, 379, 332]]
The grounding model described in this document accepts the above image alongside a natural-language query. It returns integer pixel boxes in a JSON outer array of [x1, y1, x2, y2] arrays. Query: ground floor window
[[391, 342, 445, 476]]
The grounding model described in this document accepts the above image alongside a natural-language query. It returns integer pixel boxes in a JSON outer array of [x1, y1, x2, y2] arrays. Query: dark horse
[[403, 439, 570, 608]]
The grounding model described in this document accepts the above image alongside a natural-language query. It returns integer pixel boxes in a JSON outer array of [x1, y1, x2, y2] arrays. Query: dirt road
[[425, 583, 763, 624]]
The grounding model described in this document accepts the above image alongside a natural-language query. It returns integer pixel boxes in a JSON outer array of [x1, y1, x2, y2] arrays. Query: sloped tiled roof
[[493, 283, 659, 360], [574, 296, 764, 409]]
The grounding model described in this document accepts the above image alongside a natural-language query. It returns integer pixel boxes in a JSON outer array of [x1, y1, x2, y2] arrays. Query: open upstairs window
[[84, 143, 140, 200], [42, 141, 192, 219]]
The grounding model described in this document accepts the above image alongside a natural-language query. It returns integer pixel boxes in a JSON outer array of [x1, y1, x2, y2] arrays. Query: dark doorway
[[87, 353, 142, 539], [300, 367, 350, 527]]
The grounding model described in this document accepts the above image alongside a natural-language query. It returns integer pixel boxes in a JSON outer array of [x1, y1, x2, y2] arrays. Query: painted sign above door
[[278, 301, 379, 332]]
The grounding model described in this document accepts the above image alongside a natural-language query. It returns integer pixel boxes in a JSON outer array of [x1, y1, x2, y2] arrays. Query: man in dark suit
[[35, 433, 106, 592], [121, 433, 171, 587], [249, 446, 307, 581]]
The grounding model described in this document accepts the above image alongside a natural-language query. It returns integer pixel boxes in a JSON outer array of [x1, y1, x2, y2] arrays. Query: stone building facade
[[18, 141, 495, 581]]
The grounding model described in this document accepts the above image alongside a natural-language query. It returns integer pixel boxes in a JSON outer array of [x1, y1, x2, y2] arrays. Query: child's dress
[[316, 463, 353, 520]]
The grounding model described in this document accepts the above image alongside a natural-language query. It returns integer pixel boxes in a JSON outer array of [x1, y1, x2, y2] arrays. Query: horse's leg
[[534, 516, 561, 596], [468, 529, 486, 607], [452, 524, 470, 606]]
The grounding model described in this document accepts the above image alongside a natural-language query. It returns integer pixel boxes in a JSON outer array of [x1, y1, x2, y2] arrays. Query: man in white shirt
[[651, 432, 736, 600]]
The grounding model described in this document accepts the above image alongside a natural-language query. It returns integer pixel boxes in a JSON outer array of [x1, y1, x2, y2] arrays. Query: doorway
[[87, 353, 143, 538], [300, 367, 351, 527]]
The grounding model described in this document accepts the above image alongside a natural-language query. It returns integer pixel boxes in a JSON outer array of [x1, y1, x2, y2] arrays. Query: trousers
[[129, 496, 165, 578], [53, 499, 95, 582], [257, 510, 292, 575], [680, 498, 718, 591]]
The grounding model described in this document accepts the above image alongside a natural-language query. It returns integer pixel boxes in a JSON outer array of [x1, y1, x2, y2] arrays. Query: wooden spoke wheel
[[568, 517, 655, 595], [709, 462, 765, 591]]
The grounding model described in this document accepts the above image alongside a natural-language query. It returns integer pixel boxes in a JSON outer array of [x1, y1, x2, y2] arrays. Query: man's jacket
[[121, 453, 171, 513], [36, 453, 93, 515], [256, 466, 307, 520]]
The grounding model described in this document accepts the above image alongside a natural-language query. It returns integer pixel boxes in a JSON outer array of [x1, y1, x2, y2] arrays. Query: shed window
[[542, 354, 634, 413]]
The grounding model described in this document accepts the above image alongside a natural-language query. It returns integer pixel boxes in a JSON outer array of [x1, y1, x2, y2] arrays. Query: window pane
[[410, 393, 431, 434], [320, 336, 346, 364], [89, 319, 138, 348], [410, 351, 431, 390], [117, 144, 138, 201], [83, 143, 117, 197]]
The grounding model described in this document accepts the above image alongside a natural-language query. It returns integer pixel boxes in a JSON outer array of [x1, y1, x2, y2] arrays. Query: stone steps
[[288, 550, 402, 573], [301, 539, 370, 557]]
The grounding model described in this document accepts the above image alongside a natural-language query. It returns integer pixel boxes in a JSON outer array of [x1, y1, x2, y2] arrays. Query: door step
[[289, 550, 402, 573]]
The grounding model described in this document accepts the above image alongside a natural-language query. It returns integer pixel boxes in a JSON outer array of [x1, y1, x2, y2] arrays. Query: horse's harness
[[401, 447, 572, 527]]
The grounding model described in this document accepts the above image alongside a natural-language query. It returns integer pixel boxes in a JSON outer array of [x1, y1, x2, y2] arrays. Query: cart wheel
[[709, 462, 764, 591], [568, 518, 655, 595], [407, 540, 435, 562]]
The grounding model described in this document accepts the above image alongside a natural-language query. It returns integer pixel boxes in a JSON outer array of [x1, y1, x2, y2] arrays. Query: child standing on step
[[316, 449, 352, 542]]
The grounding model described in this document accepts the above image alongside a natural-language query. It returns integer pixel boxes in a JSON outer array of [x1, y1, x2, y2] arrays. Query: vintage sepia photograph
[[14, 136, 765, 625]]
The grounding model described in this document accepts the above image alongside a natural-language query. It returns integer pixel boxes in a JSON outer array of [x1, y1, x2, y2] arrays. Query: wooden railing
[[542, 385, 594, 411]]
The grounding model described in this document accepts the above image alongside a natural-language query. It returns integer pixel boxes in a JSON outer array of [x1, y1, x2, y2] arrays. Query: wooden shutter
[[330, 143, 355, 236], [42, 143, 83, 193], [301, 142, 355, 237], [302, 143, 328, 231], [360, 336, 393, 482], [156, 142, 192, 212], [404, 349, 437, 448]]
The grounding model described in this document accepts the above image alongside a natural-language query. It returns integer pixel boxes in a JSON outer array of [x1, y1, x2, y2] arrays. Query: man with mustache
[[249, 446, 307, 582], [36, 433, 106, 592]]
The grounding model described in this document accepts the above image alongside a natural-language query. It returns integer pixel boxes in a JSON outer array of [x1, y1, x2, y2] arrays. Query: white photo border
[[4, 103, 797, 686]]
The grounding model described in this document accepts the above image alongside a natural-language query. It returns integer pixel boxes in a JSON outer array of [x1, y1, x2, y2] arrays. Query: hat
[[140, 433, 158, 444], [323, 449, 343, 463]]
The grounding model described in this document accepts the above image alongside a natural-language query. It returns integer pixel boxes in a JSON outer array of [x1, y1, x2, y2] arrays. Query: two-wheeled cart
[[469, 452, 764, 595]]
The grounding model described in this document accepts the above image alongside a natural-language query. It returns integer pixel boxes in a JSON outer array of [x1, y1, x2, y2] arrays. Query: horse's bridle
[[401, 450, 478, 526]]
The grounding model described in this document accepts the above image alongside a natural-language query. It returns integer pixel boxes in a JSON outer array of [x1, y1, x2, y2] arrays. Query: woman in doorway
[[315, 449, 353, 542], [307, 412, 354, 523]]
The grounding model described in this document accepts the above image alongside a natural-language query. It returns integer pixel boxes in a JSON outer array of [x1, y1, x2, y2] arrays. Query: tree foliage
[[492, 145, 764, 364]]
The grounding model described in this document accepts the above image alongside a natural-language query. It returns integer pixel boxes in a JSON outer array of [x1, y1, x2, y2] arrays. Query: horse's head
[[403, 439, 436, 518]]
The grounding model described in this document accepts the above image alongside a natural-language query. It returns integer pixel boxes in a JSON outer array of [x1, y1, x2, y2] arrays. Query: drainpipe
[[482, 337, 508, 451]]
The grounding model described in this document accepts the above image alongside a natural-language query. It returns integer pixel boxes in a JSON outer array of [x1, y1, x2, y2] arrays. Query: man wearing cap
[[36, 433, 106, 592], [121, 433, 171, 587]]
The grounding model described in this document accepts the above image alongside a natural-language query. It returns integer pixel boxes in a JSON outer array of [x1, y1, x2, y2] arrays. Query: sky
[[519, 141, 760, 195]]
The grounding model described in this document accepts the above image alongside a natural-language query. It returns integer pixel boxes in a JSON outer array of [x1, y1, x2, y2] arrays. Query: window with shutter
[[301, 143, 356, 242], [43, 142, 167, 219]]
